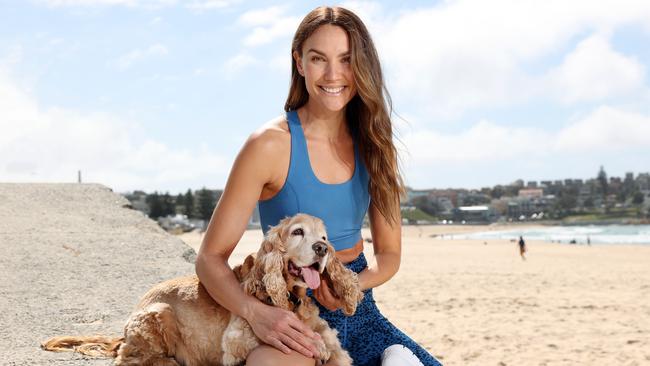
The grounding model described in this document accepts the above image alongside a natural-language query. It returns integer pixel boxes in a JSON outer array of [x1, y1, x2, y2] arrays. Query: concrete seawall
[[0, 183, 196, 365]]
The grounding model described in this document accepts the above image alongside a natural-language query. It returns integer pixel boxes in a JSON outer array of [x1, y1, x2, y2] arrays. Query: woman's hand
[[245, 301, 322, 358], [313, 278, 345, 311]]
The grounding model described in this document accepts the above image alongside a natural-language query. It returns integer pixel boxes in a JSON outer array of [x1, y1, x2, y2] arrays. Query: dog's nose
[[312, 242, 328, 257]]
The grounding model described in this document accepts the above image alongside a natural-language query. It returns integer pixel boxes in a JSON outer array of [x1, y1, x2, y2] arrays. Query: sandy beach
[[3, 183, 647, 365], [180, 224, 650, 365]]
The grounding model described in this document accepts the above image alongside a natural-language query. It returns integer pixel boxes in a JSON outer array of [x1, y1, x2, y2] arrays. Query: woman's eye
[[292, 228, 304, 236], [311, 56, 324, 62], [342, 57, 351, 63]]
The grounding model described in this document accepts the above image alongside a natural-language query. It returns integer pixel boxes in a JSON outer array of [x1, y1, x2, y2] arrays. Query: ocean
[[455, 225, 650, 245]]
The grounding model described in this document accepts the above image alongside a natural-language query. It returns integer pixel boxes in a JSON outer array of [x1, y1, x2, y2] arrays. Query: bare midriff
[[335, 238, 364, 264]]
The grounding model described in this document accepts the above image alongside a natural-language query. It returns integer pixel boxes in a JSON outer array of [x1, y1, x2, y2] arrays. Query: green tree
[[161, 192, 175, 217], [558, 186, 578, 210], [146, 191, 164, 219], [490, 185, 504, 199], [632, 191, 645, 205], [183, 189, 195, 218], [411, 196, 443, 217], [175, 193, 184, 212], [197, 188, 216, 221], [597, 165, 608, 197]]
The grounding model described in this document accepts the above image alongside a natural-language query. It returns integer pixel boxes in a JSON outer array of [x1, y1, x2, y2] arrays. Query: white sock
[[381, 344, 424, 366]]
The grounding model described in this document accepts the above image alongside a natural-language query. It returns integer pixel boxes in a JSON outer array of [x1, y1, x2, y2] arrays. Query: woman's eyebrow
[[306, 48, 351, 57]]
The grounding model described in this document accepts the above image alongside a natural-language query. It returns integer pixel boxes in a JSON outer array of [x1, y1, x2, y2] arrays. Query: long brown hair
[[285, 6, 405, 226]]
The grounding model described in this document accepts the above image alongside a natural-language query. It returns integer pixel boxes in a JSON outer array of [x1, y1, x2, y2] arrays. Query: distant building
[[157, 214, 199, 233], [457, 190, 490, 207], [526, 181, 538, 188], [518, 188, 543, 199], [578, 185, 593, 206], [429, 189, 459, 209], [624, 172, 635, 192], [406, 189, 430, 202], [506, 195, 551, 219], [453, 206, 495, 223], [638, 173, 650, 192]]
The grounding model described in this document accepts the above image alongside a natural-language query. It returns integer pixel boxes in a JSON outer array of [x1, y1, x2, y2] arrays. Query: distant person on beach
[[518, 236, 527, 260], [195, 6, 441, 366]]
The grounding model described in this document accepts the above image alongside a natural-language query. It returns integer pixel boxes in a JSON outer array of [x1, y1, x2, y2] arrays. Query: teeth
[[321, 86, 344, 94]]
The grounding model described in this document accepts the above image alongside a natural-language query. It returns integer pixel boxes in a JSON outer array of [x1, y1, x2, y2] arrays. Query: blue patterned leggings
[[313, 253, 443, 366]]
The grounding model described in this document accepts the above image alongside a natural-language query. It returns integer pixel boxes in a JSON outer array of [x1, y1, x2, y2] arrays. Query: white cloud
[[374, 0, 650, 117], [555, 106, 650, 151], [242, 18, 302, 47], [186, 0, 242, 12], [404, 120, 549, 164], [113, 44, 168, 71], [38, 0, 176, 7], [403, 105, 650, 165], [546, 35, 646, 104], [237, 5, 289, 27], [0, 68, 229, 192], [149, 16, 163, 25], [221, 52, 259, 76], [236, 5, 301, 47], [39, 0, 243, 9], [268, 53, 290, 74]]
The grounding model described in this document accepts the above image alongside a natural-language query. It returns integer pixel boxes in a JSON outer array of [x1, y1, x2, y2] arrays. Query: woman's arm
[[195, 128, 320, 358], [314, 201, 401, 309], [357, 201, 402, 291]]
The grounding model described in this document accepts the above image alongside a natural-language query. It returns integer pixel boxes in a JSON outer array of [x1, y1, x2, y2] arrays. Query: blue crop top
[[257, 110, 371, 251]]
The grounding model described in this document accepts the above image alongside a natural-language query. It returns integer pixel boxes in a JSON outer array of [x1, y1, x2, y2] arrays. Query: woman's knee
[[381, 344, 423, 366], [247, 345, 316, 366]]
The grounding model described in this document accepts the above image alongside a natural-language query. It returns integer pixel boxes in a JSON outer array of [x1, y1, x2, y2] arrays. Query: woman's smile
[[319, 85, 346, 95]]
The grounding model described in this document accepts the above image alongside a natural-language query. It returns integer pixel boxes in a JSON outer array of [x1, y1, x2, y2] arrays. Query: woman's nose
[[324, 61, 342, 80]]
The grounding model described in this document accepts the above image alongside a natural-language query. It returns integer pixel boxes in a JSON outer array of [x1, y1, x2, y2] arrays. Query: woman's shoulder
[[241, 113, 290, 158]]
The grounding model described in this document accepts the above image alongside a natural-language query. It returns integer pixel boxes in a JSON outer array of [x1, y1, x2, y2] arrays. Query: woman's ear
[[293, 50, 304, 77], [324, 246, 364, 316]]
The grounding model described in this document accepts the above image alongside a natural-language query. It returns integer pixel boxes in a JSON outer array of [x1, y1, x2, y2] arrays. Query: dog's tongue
[[301, 266, 320, 289]]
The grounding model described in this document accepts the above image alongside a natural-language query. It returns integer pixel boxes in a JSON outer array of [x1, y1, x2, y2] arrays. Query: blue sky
[[1, 0, 649, 194]]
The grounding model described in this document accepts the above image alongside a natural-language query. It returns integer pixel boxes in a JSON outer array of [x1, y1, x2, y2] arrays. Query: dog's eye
[[322, 236, 326, 241], [292, 228, 304, 236]]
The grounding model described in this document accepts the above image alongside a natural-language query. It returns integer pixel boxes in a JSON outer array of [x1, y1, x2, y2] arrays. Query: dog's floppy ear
[[248, 221, 290, 309], [324, 245, 364, 316], [233, 254, 255, 282]]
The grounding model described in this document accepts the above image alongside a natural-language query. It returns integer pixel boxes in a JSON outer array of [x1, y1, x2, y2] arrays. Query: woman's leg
[[381, 344, 424, 366], [246, 345, 316, 366]]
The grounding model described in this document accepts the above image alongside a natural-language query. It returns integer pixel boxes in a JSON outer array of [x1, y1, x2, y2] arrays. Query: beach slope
[[0, 183, 195, 365]]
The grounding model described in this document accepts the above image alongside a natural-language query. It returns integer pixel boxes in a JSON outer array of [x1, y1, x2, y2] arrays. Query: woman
[[196, 6, 442, 366]]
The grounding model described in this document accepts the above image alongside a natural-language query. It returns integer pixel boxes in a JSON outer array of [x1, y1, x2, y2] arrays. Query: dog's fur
[[42, 214, 363, 366]]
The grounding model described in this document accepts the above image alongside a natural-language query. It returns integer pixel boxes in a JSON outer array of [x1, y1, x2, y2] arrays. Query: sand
[[1, 183, 195, 366], [179, 224, 650, 366], [3, 182, 647, 365]]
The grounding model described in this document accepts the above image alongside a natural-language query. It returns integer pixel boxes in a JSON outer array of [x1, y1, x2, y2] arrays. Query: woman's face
[[294, 24, 357, 114]]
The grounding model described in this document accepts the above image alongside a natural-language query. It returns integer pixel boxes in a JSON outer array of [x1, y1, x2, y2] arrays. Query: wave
[[456, 225, 650, 245]]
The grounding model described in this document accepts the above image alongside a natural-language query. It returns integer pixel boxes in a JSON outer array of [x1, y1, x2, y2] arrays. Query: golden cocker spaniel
[[42, 213, 363, 365]]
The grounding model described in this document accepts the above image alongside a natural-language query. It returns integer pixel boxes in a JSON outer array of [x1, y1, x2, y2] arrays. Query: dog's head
[[243, 213, 362, 315]]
